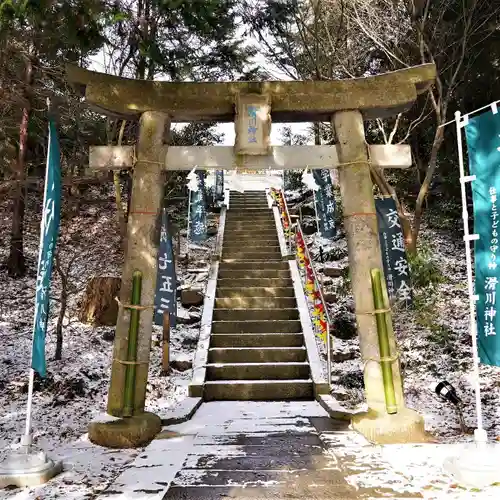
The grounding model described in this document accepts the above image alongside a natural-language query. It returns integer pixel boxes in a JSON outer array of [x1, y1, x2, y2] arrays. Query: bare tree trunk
[[54, 253, 67, 361], [409, 126, 445, 253], [6, 56, 33, 277]]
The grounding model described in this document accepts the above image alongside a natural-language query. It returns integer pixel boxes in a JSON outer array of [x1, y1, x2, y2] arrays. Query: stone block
[[88, 412, 161, 449], [181, 289, 204, 307]]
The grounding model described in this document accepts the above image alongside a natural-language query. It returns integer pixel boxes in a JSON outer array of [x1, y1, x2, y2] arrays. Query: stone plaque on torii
[[66, 63, 435, 444]]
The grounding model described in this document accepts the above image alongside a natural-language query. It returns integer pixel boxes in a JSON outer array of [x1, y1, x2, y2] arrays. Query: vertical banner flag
[[215, 170, 224, 202], [154, 209, 177, 327], [31, 117, 62, 377], [375, 196, 412, 305], [190, 171, 207, 241], [465, 110, 500, 366], [312, 169, 336, 238], [204, 170, 214, 209]]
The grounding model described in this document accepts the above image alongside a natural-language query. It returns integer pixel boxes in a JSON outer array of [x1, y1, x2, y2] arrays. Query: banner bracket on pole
[[491, 102, 498, 115], [460, 175, 476, 183], [464, 234, 480, 241]]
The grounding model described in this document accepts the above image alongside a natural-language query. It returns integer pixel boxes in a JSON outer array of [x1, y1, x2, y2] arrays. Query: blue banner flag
[[375, 196, 412, 305], [189, 171, 207, 241], [154, 209, 177, 327], [31, 118, 62, 377], [465, 110, 500, 367], [312, 169, 336, 238]]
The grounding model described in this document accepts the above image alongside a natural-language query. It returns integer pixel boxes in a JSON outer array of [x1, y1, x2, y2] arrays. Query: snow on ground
[[0, 190, 217, 498], [292, 192, 500, 443], [2, 182, 500, 498]]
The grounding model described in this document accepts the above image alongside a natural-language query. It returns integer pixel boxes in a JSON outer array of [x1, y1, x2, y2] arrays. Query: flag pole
[[313, 191, 321, 235], [0, 98, 62, 488], [22, 371, 36, 449], [455, 110, 486, 442], [186, 188, 192, 259], [22, 98, 56, 451]]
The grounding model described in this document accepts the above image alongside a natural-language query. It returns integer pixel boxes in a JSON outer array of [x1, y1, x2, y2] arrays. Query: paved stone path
[[160, 401, 421, 499]]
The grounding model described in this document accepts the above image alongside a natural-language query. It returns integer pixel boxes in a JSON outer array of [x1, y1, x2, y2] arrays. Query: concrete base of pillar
[[351, 407, 434, 444], [88, 412, 162, 449]]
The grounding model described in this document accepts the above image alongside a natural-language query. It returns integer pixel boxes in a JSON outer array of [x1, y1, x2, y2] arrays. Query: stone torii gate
[[66, 63, 435, 444]]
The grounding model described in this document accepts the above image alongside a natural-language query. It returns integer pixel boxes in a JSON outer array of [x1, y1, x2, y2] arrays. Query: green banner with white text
[[32, 118, 61, 377], [465, 109, 500, 367]]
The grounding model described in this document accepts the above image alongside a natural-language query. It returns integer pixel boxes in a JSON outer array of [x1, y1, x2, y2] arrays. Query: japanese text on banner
[[312, 169, 336, 238], [465, 109, 500, 366], [189, 171, 207, 242], [375, 197, 412, 305], [154, 209, 177, 327]]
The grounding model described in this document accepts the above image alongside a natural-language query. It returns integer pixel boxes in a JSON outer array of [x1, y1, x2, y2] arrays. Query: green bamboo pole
[[123, 270, 142, 417], [380, 270, 405, 396], [371, 268, 397, 414]]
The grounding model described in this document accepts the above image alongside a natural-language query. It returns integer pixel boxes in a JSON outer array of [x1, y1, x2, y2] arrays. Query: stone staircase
[[203, 190, 314, 401]]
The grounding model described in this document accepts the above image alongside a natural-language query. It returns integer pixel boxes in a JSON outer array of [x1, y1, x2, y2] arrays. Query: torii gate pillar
[[108, 111, 170, 418], [334, 110, 425, 442]]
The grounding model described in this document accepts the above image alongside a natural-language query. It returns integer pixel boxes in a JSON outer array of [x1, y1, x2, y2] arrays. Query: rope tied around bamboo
[[114, 296, 155, 311]]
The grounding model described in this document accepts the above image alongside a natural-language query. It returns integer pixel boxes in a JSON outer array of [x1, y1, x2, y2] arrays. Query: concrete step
[[224, 225, 277, 233], [224, 231, 277, 240], [217, 277, 292, 288], [229, 204, 268, 209], [229, 208, 269, 212], [228, 207, 270, 212], [230, 193, 266, 198], [230, 197, 267, 201], [216, 287, 295, 298], [221, 252, 282, 261], [222, 250, 281, 260], [203, 379, 314, 401], [224, 233, 276, 241], [218, 269, 290, 279], [219, 261, 289, 271], [229, 200, 268, 205], [215, 297, 297, 309], [206, 362, 310, 381], [222, 239, 279, 248], [210, 333, 304, 348], [222, 243, 281, 250], [230, 191, 266, 195], [225, 219, 275, 226], [221, 254, 282, 262], [212, 319, 302, 334], [225, 228, 278, 237], [213, 309, 300, 321], [226, 210, 273, 216], [226, 214, 274, 221], [228, 213, 271, 217], [208, 346, 307, 363]]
